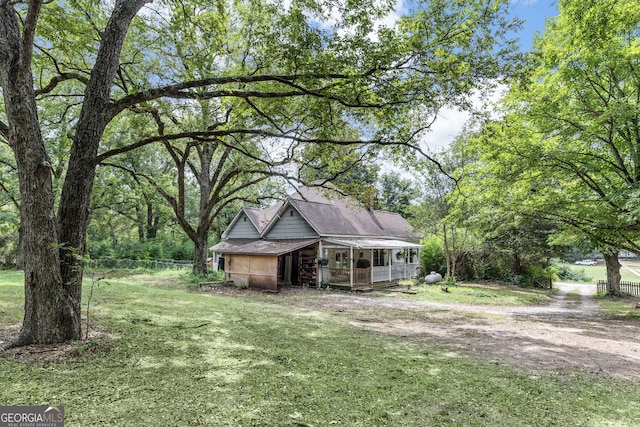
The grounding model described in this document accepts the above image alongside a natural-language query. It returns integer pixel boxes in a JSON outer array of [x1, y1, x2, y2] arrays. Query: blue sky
[[510, 0, 558, 51], [415, 0, 560, 152]]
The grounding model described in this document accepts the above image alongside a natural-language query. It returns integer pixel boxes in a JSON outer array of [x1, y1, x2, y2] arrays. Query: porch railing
[[322, 263, 419, 285]]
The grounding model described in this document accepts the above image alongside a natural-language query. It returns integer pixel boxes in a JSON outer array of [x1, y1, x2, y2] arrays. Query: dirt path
[[273, 283, 640, 381], [621, 261, 640, 278]]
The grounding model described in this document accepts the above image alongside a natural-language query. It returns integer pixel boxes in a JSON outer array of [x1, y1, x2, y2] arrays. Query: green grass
[[1, 270, 640, 426], [564, 261, 640, 283], [596, 294, 640, 320], [397, 282, 555, 306], [0, 270, 25, 326]]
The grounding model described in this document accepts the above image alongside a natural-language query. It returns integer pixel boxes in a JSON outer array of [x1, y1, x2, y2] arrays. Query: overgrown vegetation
[[87, 239, 195, 261], [2, 270, 639, 426], [553, 260, 593, 282]]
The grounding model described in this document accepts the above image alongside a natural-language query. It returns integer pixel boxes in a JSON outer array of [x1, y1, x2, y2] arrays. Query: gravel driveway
[[273, 283, 640, 381]]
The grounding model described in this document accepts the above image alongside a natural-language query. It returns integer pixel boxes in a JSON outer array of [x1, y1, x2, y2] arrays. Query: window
[[290, 210, 294, 217], [373, 250, 385, 267], [335, 251, 348, 268]]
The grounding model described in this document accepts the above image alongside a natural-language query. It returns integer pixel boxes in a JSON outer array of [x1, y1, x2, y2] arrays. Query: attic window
[[243, 216, 247, 222], [290, 210, 294, 217]]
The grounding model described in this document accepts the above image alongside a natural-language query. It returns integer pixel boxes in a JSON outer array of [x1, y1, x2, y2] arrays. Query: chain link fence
[[89, 259, 194, 271]]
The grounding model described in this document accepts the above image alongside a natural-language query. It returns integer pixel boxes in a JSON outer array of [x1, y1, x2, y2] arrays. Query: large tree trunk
[[192, 232, 209, 275], [0, 0, 147, 348], [0, 1, 79, 347], [602, 249, 622, 295]]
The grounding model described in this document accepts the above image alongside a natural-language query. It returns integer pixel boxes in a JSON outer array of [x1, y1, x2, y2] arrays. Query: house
[[210, 185, 422, 290]]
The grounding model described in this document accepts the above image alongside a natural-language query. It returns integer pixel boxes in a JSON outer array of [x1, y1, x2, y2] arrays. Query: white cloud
[[418, 85, 507, 152]]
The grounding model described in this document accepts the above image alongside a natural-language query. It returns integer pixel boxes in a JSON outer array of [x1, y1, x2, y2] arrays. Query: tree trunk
[[16, 223, 25, 269], [192, 232, 209, 275], [146, 203, 160, 239], [513, 253, 524, 275], [135, 205, 145, 241], [191, 140, 215, 275], [602, 249, 622, 295], [0, 0, 147, 348], [0, 2, 79, 347], [443, 224, 451, 278]]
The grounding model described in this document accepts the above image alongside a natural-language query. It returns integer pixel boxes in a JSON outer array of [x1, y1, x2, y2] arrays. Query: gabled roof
[[243, 201, 284, 233], [219, 185, 420, 242], [222, 201, 284, 238], [259, 185, 419, 240]]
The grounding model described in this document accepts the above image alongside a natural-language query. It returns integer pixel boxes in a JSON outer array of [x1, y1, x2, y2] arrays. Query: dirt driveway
[[266, 283, 640, 381]]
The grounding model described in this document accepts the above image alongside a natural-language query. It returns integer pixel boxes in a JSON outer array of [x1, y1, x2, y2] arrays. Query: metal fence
[[597, 280, 640, 296], [89, 259, 193, 271], [532, 277, 553, 289]]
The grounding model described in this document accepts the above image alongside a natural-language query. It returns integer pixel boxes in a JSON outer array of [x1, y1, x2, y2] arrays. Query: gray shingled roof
[[243, 200, 284, 232], [210, 238, 318, 255], [286, 186, 419, 239], [218, 185, 420, 244]]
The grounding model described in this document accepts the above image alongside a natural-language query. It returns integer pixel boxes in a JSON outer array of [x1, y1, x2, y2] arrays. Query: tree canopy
[[0, 0, 521, 347], [449, 0, 640, 292]]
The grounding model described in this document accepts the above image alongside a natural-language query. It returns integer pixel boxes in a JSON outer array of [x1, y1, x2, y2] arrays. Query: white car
[[574, 260, 597, 266]]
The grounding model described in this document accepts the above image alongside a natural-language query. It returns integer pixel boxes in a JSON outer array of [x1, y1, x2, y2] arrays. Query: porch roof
[[210, 238, 318, 256], [322, 238, 422, 249]]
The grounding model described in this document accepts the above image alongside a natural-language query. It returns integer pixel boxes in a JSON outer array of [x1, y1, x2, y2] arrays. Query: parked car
[[574, 259, 597, 266]]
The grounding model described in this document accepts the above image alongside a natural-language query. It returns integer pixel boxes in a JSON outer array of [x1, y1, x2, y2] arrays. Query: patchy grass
[[596, 294, 640, 320], [1, 270, 640, 426], [396, 282, 554, 306]]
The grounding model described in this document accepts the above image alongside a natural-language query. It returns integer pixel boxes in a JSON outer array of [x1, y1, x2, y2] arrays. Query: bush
[[420, 235, 446, 276], [552, 259, 592, 282], [165, 241, 195, 260]]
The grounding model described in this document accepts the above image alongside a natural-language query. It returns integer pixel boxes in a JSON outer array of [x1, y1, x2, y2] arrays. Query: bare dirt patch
[[0, 326, 114, 364], [206, 282, 640, 381]]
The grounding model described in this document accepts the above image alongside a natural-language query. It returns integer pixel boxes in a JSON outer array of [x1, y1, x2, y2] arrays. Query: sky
[[418, 0, 559, 153]]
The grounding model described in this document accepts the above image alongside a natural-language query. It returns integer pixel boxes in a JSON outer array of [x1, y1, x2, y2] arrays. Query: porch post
[[388, 249, 392, 281], [318, 240, 323, 288], [349, 245, 354, 288], [370, 250, 374, 284], [404, 247, 407, 279]]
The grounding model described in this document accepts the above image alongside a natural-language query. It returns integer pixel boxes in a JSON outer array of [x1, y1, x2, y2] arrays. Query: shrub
[[420, 235, 446, 276], [552, 259, 592, 282]]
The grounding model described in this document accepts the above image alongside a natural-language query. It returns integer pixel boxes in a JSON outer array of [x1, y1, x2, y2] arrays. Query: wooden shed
[[213, 238, 318, 290]]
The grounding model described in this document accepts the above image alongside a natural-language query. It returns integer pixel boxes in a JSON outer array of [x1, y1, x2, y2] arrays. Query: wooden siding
[[226, 215, 260, 239], [224, 254, 278, 290], [266, 207, 318, 239]]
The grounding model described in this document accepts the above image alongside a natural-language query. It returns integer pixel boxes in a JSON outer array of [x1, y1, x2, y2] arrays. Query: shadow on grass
[[1, 273, 640, 426]]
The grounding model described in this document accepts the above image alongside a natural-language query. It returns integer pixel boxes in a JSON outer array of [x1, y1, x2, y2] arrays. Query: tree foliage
[[450, 0, 640, 292], [0, 0, 520, 347]]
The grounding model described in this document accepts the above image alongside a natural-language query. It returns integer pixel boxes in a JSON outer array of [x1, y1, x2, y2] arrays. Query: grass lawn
[[564, 260, 640, 283], [398, 282, 555, 306], [1, 270, 640, 426], [596, 295, 640, 320]]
